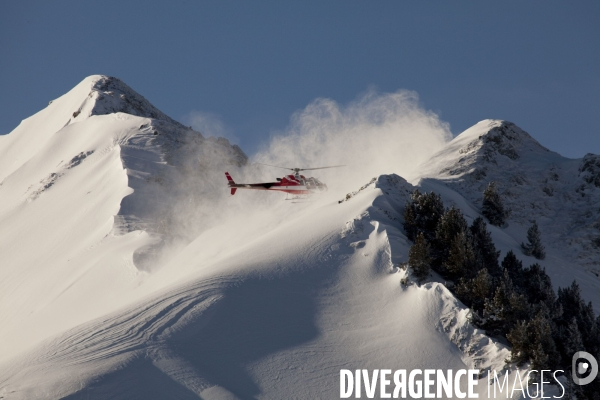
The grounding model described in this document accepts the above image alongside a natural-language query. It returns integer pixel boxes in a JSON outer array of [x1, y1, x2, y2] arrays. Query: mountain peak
[[457, 119, 550, 161], [416, 119, 558, 181], [414, 119, 600, 275], [0, 75, 189, 180], [70, 75, 182, 127]]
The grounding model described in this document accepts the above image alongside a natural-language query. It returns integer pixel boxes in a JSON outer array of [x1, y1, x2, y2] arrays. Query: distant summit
[[418, 119, 558, 181], [414, 119, 600, 273]]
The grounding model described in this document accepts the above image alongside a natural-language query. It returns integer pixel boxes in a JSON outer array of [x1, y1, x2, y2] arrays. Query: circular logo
[[572, 351, 598, 386]]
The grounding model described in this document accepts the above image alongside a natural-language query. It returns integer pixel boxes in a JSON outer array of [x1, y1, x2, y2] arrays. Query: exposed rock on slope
[[580, 153, 600, 188], [70, 75, 181, 125]]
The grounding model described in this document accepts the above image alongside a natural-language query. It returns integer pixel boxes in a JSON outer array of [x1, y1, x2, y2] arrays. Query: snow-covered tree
[[482, 181, 506, 227], [408, 232, 431, 282], [521, 220, 545, 259]]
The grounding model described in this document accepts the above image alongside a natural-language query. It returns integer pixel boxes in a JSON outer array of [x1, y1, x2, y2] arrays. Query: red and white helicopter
[[225, 163, 344, 199]]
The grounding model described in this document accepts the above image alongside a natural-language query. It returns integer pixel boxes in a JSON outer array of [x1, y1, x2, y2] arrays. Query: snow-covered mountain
[[0, 75, 247, 363], [0, 77, 597, 399], [415, 120, 600, 305]]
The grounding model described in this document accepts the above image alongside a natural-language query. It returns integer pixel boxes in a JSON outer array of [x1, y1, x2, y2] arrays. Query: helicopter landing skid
[[285, 194, 311, 202]]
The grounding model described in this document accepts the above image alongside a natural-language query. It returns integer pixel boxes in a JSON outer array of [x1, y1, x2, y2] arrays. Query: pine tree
[[408, 232, 432, 282], [482, 181, 506, 227], [557, 281, 584, 324], [506, 291, 530, 330], [455, 268, 493, 313], [444, 231, 476, 280], [581, 302, 598, 351], [403, 190, 445, 243], [483, 270, 528, 336], [501, 250, 524, 285], [469, 268, 493, 310], [521, 220, 545, 259], [530, 342, 550, 383], [433, 206, 468, 267], [522, 263, 555, 310], [529, 307, 560, 371], [469, 217, 501, 277], [562, 318, 584, 361], [555, 281, 600, 368], [403, 199, 418, 241], [507, 308, 559, 371], [507, 320, 531, 365], [556, 281, 596, 348]]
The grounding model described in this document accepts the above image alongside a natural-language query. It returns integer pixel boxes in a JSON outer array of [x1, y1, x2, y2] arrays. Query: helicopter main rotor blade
[[298, 165, 346, 171], [252, 162, 346, 172], [252, 162, 294, 171]]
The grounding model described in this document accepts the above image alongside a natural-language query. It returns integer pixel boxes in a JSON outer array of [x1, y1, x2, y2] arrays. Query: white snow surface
[[0, 77, 597, 399], [0, 75, 247, 362]]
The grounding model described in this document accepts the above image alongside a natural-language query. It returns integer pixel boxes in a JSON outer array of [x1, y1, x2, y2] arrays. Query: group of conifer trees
[[403, 188, 600, 397]]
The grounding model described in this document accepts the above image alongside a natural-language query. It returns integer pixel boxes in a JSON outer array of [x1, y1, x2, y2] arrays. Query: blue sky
[[2, 1, 599, 158]]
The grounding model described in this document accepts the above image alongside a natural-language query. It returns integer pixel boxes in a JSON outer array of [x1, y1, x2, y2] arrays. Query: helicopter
[[225, 163, 345, 198]]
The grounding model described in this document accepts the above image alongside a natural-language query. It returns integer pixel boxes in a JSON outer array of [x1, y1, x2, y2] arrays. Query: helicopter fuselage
[[225, 173, 327, 196]]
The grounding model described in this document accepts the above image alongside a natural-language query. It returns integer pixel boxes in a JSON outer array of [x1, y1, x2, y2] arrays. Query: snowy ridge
[[0, 174, 513, 399], [0, 75, 168, 182], [0, 76, 247, 365], [1, 77, 597, 399], [372, 176, 513, 376]]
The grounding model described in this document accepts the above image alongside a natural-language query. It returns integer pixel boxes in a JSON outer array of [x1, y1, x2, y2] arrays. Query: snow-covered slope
[[0, 79, 595, 399], [0, 175, 514, 399], [0, 75, 178, 183], [0, 75, 247, 362]]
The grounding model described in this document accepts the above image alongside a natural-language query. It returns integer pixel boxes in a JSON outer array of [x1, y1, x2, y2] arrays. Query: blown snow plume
[[152, 88, 453, 261], [253, 89, 452, 195]]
